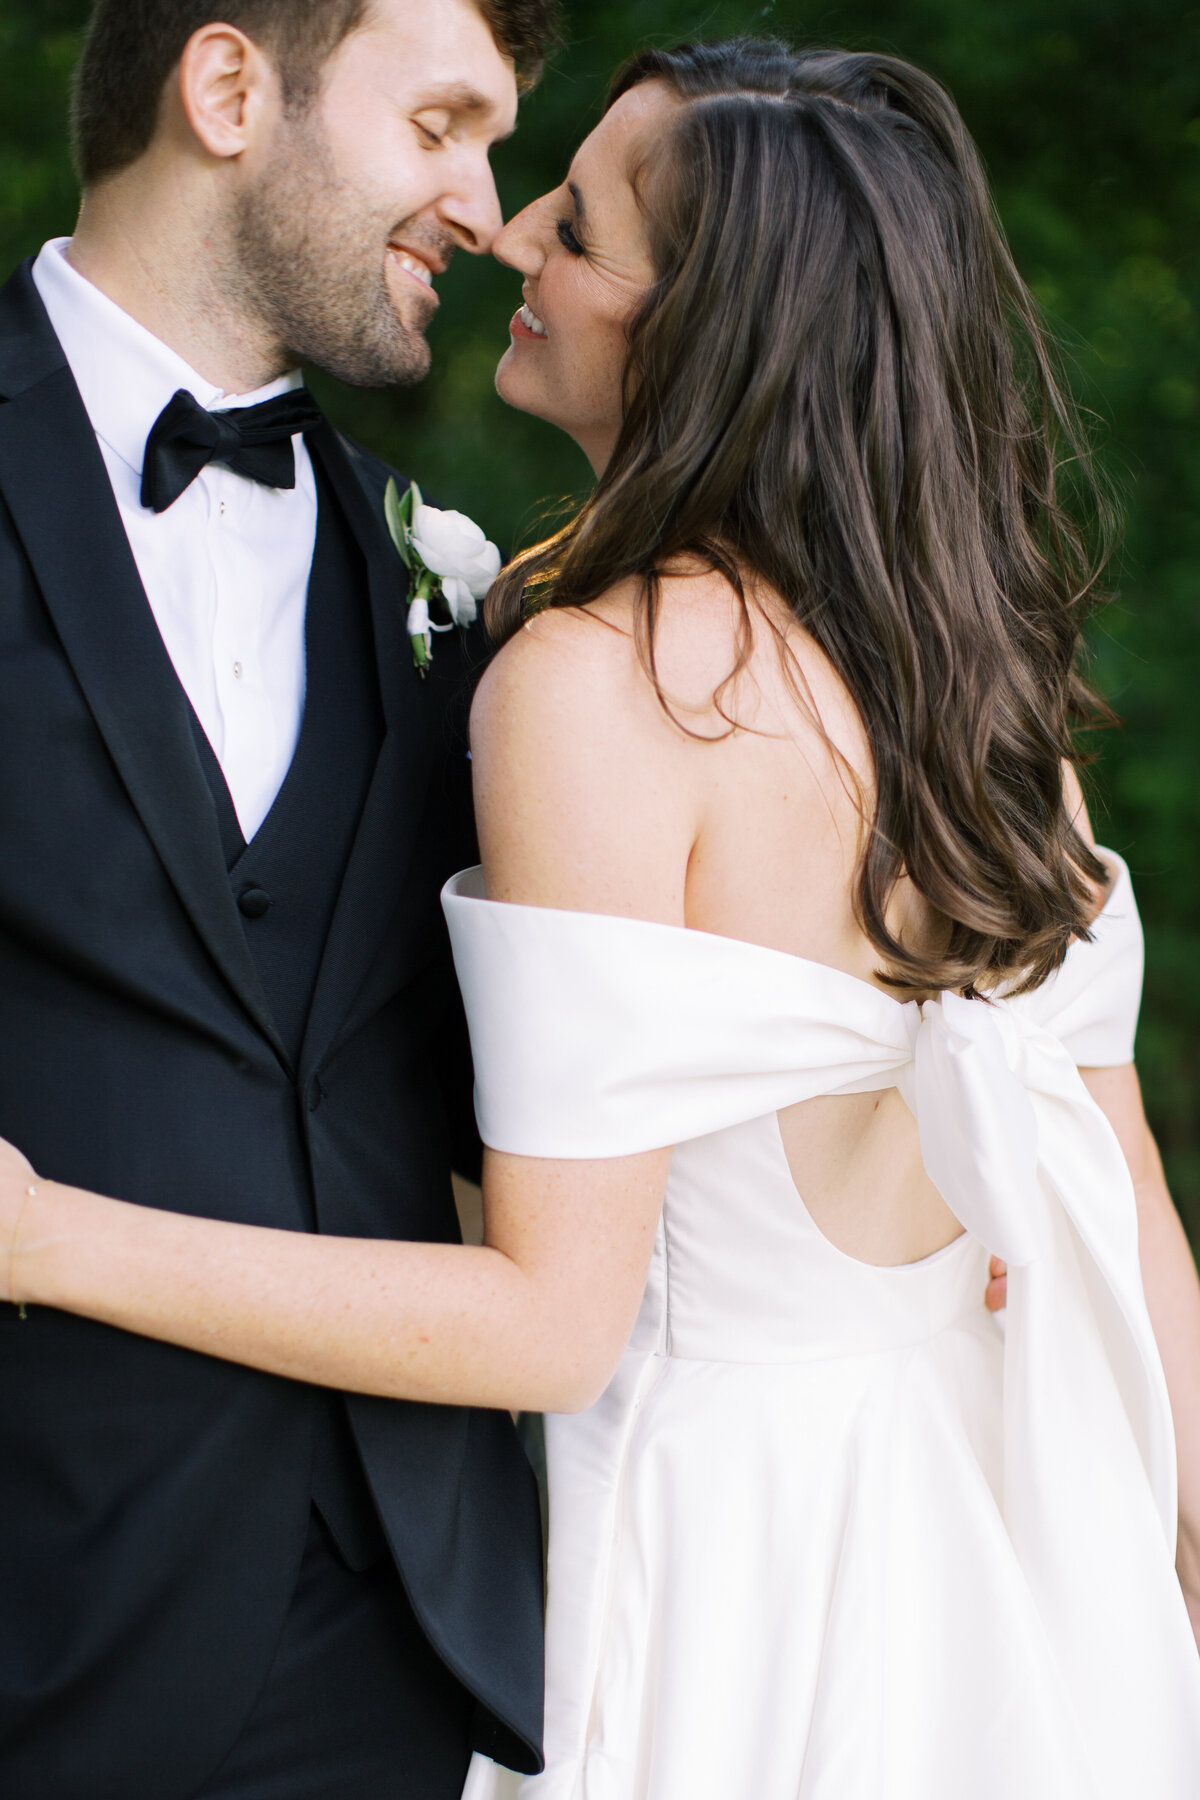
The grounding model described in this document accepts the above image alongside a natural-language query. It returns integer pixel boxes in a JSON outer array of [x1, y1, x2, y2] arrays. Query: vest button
[[238, 886, 272, 920]]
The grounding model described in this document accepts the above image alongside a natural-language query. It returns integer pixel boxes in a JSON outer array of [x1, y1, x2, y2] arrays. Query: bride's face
[[492, 82, 674, 474]]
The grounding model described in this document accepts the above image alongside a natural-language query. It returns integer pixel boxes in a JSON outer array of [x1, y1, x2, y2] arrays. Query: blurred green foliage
[[2, 0, 1197, 1230]]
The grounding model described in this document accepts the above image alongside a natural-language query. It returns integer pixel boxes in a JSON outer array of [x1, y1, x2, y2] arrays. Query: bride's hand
[[986, 1256, 1007, 1313], [1, 1134, 40, 1307]]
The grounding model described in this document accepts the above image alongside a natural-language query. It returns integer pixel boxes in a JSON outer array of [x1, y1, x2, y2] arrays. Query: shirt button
[[238, 886, 272, 920], [233, 661, 244, 681], [220, 500, 227, 517]]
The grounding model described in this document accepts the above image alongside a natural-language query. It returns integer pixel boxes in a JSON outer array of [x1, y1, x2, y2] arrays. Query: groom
[[0, 2, 556, 1795]]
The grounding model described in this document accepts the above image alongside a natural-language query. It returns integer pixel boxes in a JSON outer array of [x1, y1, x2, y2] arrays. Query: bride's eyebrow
[[566, 180, 591, 233]]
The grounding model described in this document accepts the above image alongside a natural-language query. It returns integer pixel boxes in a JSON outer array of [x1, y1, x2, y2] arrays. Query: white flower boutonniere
[[384, 478, 501, 677]]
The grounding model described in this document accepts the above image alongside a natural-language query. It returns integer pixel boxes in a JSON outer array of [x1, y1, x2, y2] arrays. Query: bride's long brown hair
[[486, 40, 1114, 997]]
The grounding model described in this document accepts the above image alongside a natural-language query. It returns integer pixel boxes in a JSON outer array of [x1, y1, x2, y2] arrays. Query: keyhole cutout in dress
[[775, 1087, 965, 1268]]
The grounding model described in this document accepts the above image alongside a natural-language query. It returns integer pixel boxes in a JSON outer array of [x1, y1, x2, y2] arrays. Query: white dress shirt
[[33, 237, 318, 842]]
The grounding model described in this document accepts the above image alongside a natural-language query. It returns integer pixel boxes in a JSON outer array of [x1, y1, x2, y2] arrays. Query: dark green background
[[3, 0, 1197, 1233]]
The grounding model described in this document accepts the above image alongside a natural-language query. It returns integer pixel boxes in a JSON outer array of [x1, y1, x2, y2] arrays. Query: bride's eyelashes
[[556, 217, 586, 256]]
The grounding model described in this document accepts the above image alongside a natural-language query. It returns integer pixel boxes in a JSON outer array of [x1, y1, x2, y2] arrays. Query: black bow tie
[[141, 386, 324, 513]]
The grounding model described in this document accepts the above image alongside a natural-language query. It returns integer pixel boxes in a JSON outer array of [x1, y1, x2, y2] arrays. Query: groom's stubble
[[228, 105, 458, 390]]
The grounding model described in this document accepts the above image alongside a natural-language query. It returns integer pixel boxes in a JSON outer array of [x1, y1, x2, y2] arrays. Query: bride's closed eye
[[556, 217, 586, 256]]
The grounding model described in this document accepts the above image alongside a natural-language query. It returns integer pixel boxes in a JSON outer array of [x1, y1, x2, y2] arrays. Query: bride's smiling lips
[[511, 303, 548, 341], [510, 287, 548, 340]]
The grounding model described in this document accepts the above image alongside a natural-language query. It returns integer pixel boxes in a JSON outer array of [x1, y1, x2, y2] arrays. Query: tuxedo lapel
[[0, 265, 289, 1067], [299, 422, 435, 1077]]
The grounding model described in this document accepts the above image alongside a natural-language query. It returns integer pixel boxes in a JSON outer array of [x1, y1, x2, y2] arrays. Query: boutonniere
[[384, 478, 501, 676]]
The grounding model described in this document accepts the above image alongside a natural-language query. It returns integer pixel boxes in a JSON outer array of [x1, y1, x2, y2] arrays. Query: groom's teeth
[[520, 304, 548, 338], [393, 251, 434, 287]]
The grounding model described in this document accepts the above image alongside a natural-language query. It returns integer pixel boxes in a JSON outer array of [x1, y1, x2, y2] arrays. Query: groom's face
[[230, 0, 519, 386]]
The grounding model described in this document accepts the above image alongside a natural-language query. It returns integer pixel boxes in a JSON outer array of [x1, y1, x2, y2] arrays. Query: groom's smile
[[384, 230, 454, 313], [389, 247, 440, 291]]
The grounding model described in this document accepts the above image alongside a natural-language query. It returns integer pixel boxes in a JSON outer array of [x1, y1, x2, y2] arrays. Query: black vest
[[192, 460, 383, 1069], [191, 462, 387, 1568]]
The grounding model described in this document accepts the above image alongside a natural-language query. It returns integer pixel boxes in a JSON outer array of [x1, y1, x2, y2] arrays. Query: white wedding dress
[[445, 853, 1200, 1800]]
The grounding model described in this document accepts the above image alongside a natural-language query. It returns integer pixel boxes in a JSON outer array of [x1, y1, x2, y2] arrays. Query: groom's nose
[[436, 153, 505, 255]]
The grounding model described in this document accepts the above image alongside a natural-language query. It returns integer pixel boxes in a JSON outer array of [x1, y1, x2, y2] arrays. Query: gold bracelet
[[9, 1183, 36, 1321]]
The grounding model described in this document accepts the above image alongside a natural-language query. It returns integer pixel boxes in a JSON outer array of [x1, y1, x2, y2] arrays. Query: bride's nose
[[492, 194, 553, 275]]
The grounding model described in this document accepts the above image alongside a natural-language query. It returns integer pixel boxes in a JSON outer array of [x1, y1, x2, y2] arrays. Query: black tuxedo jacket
[[0, 260, 543, 1796]]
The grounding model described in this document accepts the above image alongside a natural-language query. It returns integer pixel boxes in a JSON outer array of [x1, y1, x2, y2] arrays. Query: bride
[[5, 36, 1200, 1799]]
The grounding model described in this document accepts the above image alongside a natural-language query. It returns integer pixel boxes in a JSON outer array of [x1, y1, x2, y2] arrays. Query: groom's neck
[[68, 164, 294, 397]]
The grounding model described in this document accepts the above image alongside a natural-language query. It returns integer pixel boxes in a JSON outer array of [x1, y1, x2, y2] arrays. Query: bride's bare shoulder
[[468, 575, 732, 916], [473, 565, 778, 747], [472, 571, 738, 751], [473, 586, 642, 736]]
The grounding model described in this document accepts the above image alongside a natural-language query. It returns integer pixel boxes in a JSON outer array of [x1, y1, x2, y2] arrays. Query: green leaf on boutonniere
[[384, 476, 414, 569]]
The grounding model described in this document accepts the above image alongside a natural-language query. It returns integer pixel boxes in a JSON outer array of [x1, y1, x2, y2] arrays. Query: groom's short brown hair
[[71, 0, 560, 186]]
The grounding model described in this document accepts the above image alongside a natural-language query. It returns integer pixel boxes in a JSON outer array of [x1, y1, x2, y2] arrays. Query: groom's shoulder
[[320, 424, 466, 527], [0, 258, 68, 400], [323, 425, 407, 506]]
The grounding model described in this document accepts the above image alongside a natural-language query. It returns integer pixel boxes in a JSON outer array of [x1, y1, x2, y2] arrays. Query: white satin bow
[[900, 988, 1195, 1798], [906, 990, 1046, 1265]]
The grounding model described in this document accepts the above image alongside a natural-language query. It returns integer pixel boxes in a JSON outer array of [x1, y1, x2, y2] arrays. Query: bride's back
[[652, 571, 959, 1266], [478, 567, 961, 1267]]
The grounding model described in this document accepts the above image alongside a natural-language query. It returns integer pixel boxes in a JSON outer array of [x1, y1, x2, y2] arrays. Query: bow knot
[[907, 990, 1048, 1267]]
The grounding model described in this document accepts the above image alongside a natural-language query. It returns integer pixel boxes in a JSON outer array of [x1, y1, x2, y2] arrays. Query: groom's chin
[[300, 308, 433, 391], [390, 315, 433, 386]]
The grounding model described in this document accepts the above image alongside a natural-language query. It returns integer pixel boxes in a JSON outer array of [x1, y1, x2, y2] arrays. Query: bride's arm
[[1068, 765, 1200, 1640], [986, 764, 1200, 1636], [2, 604, 694, 1414], [1080, 1063, 1200, 1649], [4, 1138, 670, 1414], [1059, 763, 1200, 1638]]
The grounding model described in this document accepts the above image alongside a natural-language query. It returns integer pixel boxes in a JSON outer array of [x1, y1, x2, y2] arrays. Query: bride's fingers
[[986, 1254, 1008, 1314]]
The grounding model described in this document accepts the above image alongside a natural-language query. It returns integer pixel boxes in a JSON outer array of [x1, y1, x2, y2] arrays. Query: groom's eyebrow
[[420, 81, 517, 140]]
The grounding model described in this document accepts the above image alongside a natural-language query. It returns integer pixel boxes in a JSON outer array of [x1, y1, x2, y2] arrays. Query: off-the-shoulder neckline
[[443, 849, 1131, 1012]]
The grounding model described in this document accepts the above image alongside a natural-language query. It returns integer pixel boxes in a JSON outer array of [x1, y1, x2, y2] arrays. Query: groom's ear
[[176, 24, 280, 162]]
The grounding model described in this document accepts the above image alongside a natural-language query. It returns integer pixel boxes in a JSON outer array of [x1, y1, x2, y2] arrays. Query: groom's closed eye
[[410, 81, 519, 148]]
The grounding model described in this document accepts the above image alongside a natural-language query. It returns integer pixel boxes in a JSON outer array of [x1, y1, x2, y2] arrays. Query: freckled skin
[[493, 84, 675, 474]]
